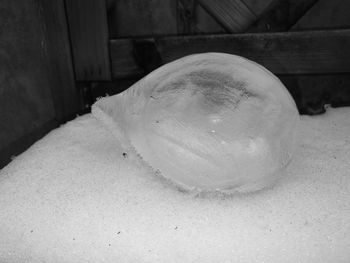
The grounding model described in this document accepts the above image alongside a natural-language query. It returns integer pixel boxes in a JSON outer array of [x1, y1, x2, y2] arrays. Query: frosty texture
[[92, 53, 299, 193]]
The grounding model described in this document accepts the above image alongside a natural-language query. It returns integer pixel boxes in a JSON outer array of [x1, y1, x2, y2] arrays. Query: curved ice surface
[[92, 53, 299, 193]]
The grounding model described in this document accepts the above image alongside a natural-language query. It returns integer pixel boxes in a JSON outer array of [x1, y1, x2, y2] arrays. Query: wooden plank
[[110, 29, 350, 77], [195, 3, 226, 34], [197, 0, 258, 33], [177, 0, 196, 34], [177, 0, 226, 35], [243, 0, 277, 16], [247, 0, 318, 32], [197, 0, 276, 33], [39, 0, 79, 121], [0, 0, 57, 168], [292, 0, 350, 30], [107, 0, 177, 37], [110, 39, 144, 79], [65, 0, 111, 81], [133, 39, 163, 74]]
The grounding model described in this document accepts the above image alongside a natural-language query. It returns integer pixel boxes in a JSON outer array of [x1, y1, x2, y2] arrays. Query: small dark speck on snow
[[122, 152, 127, 158], [117, 231, 121, 234]]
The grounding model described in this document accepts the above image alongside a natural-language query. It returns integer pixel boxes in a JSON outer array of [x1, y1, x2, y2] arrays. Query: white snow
[[0, 106, 349, 263]]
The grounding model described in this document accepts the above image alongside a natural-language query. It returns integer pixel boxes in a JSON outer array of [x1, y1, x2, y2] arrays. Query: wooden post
[[65, 0, 111, 81], [0, 0, 79, 168], [39, 0, 79, 121]]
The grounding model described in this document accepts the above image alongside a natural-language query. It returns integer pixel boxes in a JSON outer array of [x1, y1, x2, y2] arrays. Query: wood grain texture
[[195, 3, 226, 34], [65, 0, 111, 81], [0, 0, 56, 167], [197, 0, 258, 32], [247, 0, 318, 32], [243, 0, 277, 15], [107, 0, 177, 37], [292, 0, 350, 30], [110, 29, 350, 77], [109, 39, 145, 79], [39, 0, 79, 121]]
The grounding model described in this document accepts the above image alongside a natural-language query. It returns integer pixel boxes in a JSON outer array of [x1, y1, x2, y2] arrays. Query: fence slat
[[110, 29, 350, 78], [65, 0, 111, 81]]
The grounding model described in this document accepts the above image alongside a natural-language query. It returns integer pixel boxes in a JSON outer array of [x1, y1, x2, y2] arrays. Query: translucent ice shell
[[92, 53, 299, 194]]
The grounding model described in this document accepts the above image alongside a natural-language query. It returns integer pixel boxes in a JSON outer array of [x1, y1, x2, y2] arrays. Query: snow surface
[[0, 106, 349, 263]]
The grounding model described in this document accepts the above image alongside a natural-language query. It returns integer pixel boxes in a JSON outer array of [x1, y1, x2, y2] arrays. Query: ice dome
[[92, 53, 299, 194]]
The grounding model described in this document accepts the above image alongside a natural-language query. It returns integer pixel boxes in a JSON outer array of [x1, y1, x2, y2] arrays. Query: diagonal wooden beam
[[243, 0, 277, 16], [247, 0, 318, 32], [292, 0, 350, 30], [197, 0, 276, 33]]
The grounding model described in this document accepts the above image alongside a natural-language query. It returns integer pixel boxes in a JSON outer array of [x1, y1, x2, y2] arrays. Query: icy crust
[[92, 53, 300, 193]]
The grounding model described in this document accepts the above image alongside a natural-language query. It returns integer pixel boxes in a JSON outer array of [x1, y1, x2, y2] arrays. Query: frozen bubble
[[92, 53, 299, 194]]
